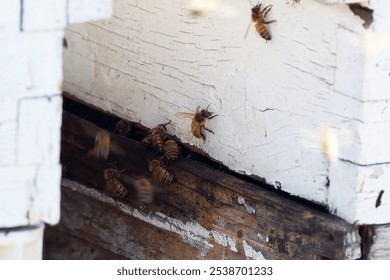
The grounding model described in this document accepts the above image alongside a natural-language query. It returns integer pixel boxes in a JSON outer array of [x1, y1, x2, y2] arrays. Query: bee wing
[[244, 19, 252, 40], [175, 112, 195, 119]]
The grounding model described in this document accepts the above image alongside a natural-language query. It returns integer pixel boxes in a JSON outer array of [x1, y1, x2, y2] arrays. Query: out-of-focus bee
[[88, 130, 110, 159], [245, 2, 277, 41], [163, 139, 179, 161], [104, 163, 128, 198], [134, 178, 154, 204], [176, 104, 218, 141], [113, 119, 131, 136], [142, 121, 171, 154], [148, 159, 174, 184]]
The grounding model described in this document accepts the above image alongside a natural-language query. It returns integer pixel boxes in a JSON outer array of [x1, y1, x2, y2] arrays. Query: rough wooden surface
[[43, 226, 127, 260], [367, 224, 390, 260], [62, 0, 390, 225], [58, 110, 362, 259]]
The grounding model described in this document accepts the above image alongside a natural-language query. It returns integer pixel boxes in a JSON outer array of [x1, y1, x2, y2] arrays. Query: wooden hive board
[[45, 99, 364, 259]]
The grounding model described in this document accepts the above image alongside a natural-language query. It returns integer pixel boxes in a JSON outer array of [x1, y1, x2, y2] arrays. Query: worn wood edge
[[43, 226, 127, 260], [367, 224, 390, 259], [60, 110, 362, 259]]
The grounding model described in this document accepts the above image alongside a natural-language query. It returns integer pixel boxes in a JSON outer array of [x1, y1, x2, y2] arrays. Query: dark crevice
[[349, 4, 373, 29], [62, 93, 330, 215], [0, 225, 41, 234], [359, 225, 375, 259]]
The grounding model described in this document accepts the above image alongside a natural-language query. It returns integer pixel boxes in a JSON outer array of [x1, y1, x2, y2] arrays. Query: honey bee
[[134, 178, 154, 204], [163, 139, 179, 161], [245, 2, 277, 41], [104, 163, 128, 198], [142, 121, 171, 154], [113, 119, 131, 135], [88, 130, 110, 159], [176, 104, 218, 141], [148, 159, 174, 184]]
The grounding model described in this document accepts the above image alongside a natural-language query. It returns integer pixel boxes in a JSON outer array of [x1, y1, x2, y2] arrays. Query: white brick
[[0, 0, 20, 36], [17, 96, 62, 166], [0, 225, 44, 260], [0, 164, 61, 227], [22, 0, 66, 31], [68, 0, 112, 23]]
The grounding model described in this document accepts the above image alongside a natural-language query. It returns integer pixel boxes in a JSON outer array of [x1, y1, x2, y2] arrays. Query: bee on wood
[[163, 139, 179, 161], [148, 159, 174, 184], [104, 163, 128, 198], [88, 130, 110, 159], [176, 104, 218, 141], [245, 2, 277, 42], [113, 119, 131, 136], [134, 178, 154, 204], [142, 121, 171, 154]]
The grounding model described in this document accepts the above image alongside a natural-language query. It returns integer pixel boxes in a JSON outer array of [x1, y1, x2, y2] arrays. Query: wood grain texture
[[59, 110, 361, 259], [62, 0, 390, 224], [43, 226, 127, 260]]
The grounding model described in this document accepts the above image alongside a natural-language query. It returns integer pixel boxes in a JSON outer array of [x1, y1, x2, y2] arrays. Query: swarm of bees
[[83, 100, 218, 206], [245, 2, 277, 42]]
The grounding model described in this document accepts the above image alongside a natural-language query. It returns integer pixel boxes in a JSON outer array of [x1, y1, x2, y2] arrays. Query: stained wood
[[57, 110, 361, 259], [43, 226, 127, 260]]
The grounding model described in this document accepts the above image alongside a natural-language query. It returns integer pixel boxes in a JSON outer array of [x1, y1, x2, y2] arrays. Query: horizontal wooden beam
[[55, 110, 362, 259]]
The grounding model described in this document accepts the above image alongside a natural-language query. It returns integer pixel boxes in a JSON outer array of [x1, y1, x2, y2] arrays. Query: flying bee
[[163, 139, 179, 161], [134, 178, 154, 204], [113, 119, 131, 136], [88, 130, 110, 159], [142, 121, 171, 153], [148, 159, 174, 184], [176, 104, 218, 141], [104, 163, 128, 198], [245, 2, 277, 41]]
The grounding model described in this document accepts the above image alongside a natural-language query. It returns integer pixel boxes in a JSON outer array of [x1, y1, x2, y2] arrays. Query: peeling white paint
[[243, 240, 265, 260], [257, 233, 269, 243], [211, 230, 237, 252], [63, 179, 261, 258], [237, 196, 256, 214], [343, 232, 361, 259]]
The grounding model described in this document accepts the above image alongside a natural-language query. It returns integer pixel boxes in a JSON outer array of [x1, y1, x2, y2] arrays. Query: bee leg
[[208, 114, 219, 120], [262, 20, 277, 25], [262, 4, 273, 17], [203, 126, 215, 134]]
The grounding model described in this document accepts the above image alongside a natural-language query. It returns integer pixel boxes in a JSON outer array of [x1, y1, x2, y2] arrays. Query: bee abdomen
[[152, 133, 165, 154], [164, 140, 179, 161], [256, 24, 271, 40], [107, 178, 128, 197], [156, 167, 174, 184], [134, 178, 154, 204]]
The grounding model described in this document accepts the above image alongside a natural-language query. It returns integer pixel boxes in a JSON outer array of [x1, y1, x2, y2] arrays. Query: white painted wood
[[0, 0, 112, 259], [63, 0, 390, 225], [0, 225, 44, 260], [22, 0, 67, 31], [68, 0, 112, 24], [0, 0, 20, 36], [369, 224, 390, 259], [17, 96, 62, 165]]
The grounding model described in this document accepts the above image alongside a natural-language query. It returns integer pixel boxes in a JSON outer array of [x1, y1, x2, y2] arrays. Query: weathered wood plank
[[43, 226, 127, 260], [367, 224, 390, 260], [59, 110, 361, 259], [62, 0, 390, 225]]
